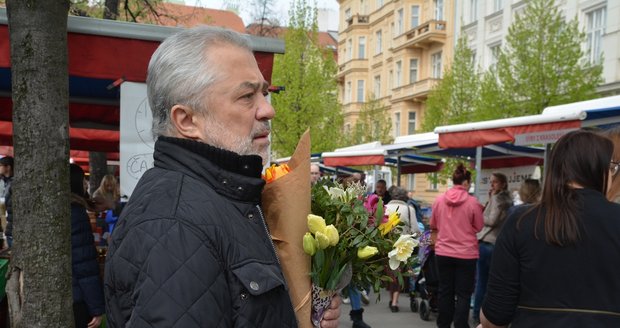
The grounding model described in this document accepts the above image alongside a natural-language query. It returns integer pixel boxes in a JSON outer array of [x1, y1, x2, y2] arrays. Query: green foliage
[[309, 180, 417, 293], [422, 35, 480, 132], [346, 95, 393, 145], [483, 0, 603, 119], [270, 0, 344, 157]]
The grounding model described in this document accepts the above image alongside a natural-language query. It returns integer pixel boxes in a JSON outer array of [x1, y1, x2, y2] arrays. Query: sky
[[187, 0, 340, 30]]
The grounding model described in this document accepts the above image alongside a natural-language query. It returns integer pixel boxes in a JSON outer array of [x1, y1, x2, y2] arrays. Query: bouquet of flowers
[[304, 179, 418, 326], [261, 130, 418, 327]]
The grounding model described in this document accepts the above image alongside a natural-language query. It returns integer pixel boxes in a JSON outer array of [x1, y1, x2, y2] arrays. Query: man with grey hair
[[105, 26, 340, 327]]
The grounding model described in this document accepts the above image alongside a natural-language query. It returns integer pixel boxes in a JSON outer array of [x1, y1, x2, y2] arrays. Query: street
[[338, 289, 437, 328]]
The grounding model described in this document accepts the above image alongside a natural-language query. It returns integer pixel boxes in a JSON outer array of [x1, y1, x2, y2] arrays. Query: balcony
[[390, 78, 440, 102], [395, 20, 447, 50], [336, 58, 369, 79], [345, 14, 370, 28]]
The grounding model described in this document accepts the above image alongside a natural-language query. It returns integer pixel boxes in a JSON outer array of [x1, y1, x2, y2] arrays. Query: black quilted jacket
[[104, 137, 297, 327]]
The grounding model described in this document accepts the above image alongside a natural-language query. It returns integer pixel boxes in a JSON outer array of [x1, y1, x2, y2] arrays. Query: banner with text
[[477, 165, 541, 204], [120, 82, 154, 198]]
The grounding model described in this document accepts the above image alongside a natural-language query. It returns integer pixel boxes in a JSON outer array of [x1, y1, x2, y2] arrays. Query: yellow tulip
[[307, 214, 327, 235], [357, 246, 378, 259], [303, 232, 317, 256], [324, 224, 339, 246], [378, 212, 401, 236], [315, 231, 330, 249]]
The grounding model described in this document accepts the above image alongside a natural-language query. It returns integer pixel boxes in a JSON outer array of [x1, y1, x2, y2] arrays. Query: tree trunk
[[6, 1, 73, 327], [88, 152, 108, 197], [104, 0, 120, 20]]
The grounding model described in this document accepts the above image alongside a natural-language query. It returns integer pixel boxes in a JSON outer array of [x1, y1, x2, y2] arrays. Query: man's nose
[[257, 95, 275, 120]]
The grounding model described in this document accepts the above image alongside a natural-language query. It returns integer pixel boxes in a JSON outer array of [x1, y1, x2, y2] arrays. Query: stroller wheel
[[410, 296, 418, 312], [419, 300, 431, 321]]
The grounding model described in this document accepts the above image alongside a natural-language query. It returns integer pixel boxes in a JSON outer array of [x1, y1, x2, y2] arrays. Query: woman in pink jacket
[[431, 163, 484, 328]]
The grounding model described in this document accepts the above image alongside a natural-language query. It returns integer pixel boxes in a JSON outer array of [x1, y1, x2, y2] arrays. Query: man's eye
[[262, 91, 269, 96], [241, 93, 254, 99]]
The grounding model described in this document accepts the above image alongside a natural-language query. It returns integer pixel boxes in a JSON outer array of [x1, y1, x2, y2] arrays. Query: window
[[408, 111, 416, 134], [375, 30, 383, 54], [586, 7, 606, 64], [345, 81, 352, 103], [407, 174, 415, 191], [374, 75, 381, 98], [376, 0, 383, 9], [394, 112, 401, 138], [389, 70, 393, 89], [357, 80, 365, 102], [469, 0, 478, 23], [431, 52, 442, 78], [470, 50, 477, 68], [493, 0, 503, 13], [409, 58, 418, 83], [489, 43, 501, 68], [358, 36, 366, 59], [429, 172, 438, 190], [395, 61, 402, 88], [397, 8, 404, 35], [435, 0, 444, 20], [411, 5, 420, 28], [347, 39, 352, 61], [390, 23, 395, 48], [345, 8, 351, 20], [360, 0, 366, 15]]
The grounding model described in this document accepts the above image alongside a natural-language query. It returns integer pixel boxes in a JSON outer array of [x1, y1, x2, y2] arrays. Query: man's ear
[[170, 105, 202, 139]]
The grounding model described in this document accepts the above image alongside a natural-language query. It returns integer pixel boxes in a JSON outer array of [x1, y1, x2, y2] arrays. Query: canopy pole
[[474, 146, 482, 200], [373, 165, 379, 188], [396, 156, 401, 187]]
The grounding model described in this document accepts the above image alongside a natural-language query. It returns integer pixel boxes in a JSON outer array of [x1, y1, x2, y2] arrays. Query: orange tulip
[[262, 164, 291, 183]]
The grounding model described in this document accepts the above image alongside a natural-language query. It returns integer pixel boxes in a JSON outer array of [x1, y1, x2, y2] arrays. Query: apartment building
[[458, 0, 620, 95], [336, 0, 455, 202]]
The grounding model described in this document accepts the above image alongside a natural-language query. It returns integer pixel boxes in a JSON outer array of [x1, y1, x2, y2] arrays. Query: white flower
[[323, 186, 346, 201], [388, 235, 418, 270]]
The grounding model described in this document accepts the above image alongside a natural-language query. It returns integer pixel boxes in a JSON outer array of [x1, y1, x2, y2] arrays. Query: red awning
[[438, 120, 582, 148], [0, 121, 119, 152], [323, 155, 385, 167]]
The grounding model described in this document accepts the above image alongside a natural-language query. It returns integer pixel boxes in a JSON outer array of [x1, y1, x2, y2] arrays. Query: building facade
[[336, 0, 455, 203], [457, 0, 620, 95]]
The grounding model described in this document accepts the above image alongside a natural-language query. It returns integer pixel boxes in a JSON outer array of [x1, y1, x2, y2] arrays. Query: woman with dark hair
[[70, 164, 105, 328], [479, 130, 620, 327], [602, 126, 620, 203], [430, 163, 484, 328], [472, 173, 513, 324]]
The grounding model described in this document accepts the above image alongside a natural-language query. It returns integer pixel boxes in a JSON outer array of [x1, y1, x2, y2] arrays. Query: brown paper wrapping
[[262, 129, 312, 328]]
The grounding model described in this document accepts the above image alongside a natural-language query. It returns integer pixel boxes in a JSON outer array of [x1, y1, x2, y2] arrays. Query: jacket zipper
[[256, 205, 280, 265]]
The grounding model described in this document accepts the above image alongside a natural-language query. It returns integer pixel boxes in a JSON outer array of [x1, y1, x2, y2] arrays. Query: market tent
[[433, 95, 620, 197], [435, 95, 620, 148], [0, 9, 284, 157]]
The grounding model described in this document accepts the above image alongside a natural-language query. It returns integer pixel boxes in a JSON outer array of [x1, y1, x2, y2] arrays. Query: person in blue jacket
[[70, 164, 105, 328]]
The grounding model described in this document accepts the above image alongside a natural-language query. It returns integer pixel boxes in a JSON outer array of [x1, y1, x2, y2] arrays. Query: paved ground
[[338, 289, 438, 328]]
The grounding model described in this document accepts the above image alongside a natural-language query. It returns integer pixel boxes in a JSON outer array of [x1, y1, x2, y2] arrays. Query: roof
[[137, 2, 246, 33], [246, 23, 338, 51]]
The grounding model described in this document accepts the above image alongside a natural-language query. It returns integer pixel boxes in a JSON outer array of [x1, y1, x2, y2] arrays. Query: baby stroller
[[410, 230, 439, 321]]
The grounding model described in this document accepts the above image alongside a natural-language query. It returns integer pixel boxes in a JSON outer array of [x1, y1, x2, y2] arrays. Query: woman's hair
[[519, 179, 541, 204], [70, 164, 86, 197], [389, 186, 409, 202], [492, 172, 508, 191], [536, 130, 613, 246], [601, 126, 620, 202], [452, 163, 471, 185], [95, 174, 120, 201]]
